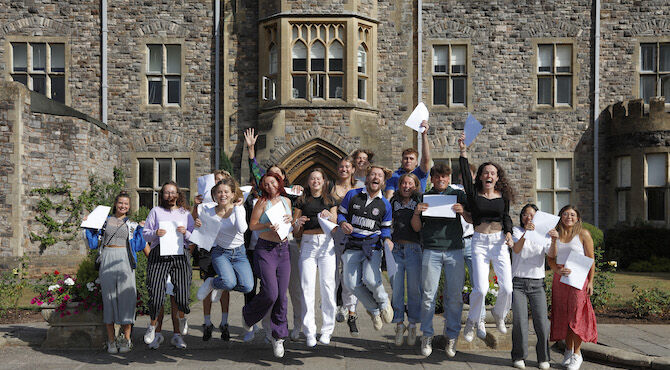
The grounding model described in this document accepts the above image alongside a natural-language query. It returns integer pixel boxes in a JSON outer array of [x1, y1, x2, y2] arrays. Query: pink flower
[[31, 297, 36, 304]]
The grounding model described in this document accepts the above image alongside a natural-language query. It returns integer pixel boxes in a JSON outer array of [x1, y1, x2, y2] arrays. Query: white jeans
[[300, 233, 337, 337], [467, 231, 513, 323]]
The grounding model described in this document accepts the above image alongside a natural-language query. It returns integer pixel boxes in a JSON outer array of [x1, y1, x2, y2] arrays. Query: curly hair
[[158, 181, 190, 211], [474, 162, 515, 203]]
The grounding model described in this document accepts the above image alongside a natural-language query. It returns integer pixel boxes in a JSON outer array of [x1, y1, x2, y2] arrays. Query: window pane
[[32, 43, 46, 71], [50, 76, 65, 103], [166, 45, 180, 74], [292, 75, 307, 98], [175, 159, 190, 189], [329, 75, 343, 99], [537, 159, 553, 189], [138, 191, 155, 210], [640, 75, 656, 104], [555, 45, 571, 73], [537, 191, 553, 214], [647, 188, 665, 221], [138, 158, 154, 188], [556, 192, 571, 213], [310, 42, 325, 71], [538, 45, 553, 72], [647, 153, 667, 186], [269, 44, 278, 74], [618, 156, 631, 187], [320, 25, 326, 41], [556, 159, 571, 189], [358, 46, 366, 73], [12, 43, 27, 72], [451, 45, 466, 74], [660, 44, 670, 72], [329, 42, 343, 71], [328, 26, 335, 41], [537, 77, 552, 105], [640, 44, 656, 72], [311, 74, 324, 98], [451, 77, 466, 105], [50, 44, 65, 73], [292, 25, 299, 40], [301, 26, 308, 40], [148, 44, 162, 73], [158, 158, 172, 186], [148, 78, 162, 104], [662, 76, 670, 104], [167, 77, 180, 104], [357, 78, 366, 100], [557, 76, 572, 105], [433, 77, 447, 105], [617, 191, 627, 222], [32, 75, 46, 95], [12, 74, 27, 85], [292, 42, 307, 71], [433, 46, 448, 73]]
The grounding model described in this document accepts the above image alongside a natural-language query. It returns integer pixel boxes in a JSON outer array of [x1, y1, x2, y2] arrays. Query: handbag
[[94, 218, 129, 271]]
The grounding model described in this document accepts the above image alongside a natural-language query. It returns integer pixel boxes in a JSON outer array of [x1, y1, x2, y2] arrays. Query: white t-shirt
[[511, 226, 550, 279], [199, 204, 247, 249]]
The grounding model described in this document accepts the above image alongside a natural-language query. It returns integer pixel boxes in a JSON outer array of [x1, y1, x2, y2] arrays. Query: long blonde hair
[[556, 204, 582, 241]]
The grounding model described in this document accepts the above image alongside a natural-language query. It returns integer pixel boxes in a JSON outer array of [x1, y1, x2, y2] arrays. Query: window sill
[[261, 99, 378, 112], [532, 104, 575, 112], [428, 104, 468, 112], [140, 104, 184, 113]]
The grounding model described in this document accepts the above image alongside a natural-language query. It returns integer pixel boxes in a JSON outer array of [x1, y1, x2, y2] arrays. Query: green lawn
[[610, 271, 670, 303]]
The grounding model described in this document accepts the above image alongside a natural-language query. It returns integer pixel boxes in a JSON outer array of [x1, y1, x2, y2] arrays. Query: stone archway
[[278, 138, 348, 186]]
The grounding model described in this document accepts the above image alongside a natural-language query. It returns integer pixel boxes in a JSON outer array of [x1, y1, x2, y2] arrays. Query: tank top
[[556, 235, 584, 265], [258, 196, 290, 233], [102, 217, 129, 246]]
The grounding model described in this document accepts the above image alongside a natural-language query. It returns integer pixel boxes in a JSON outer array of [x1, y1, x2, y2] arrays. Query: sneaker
[[407, 325, 418, 346], [476, 321, 487, 340], [144, 324, 156, 345], [242, 318, 253, 333], [445, 337, 457, 358], [179, 317, 188, 336], [335, 306, 346, 323], [243, 325, 256, 342], [306, 335, 317, 347], [367, 311, 383, 331], [420, 336, 432, 357], [107, 339, 118, 354], [562, 349, 574, 367], [380, 305, 393, 324], [202, 323, 214, 341], [492, 312, 507, 334], [567, 353, 583, 370], [220, 323, 230, 341], [197, 277, 214, 300], [290, 327, 301, 341], [463, 319, 475, 343], [538, 361, 550, 370], [210, 288, 223, 303], [347, 315, 360, 337], [394, 323, 406, 346], [512, 359, 526, 369], [319, 333, 331, 345], [170, 333, 187, 349], [147, 332, 164, 349], [117, 337, 132, 353], [270, 337, 285, 358]]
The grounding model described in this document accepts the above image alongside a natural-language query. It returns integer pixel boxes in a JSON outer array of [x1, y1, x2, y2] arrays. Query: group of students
[[84, 121, 598, 370]]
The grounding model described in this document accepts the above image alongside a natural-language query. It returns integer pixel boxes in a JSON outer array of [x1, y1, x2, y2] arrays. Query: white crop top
[[556, 235, 584, 265]]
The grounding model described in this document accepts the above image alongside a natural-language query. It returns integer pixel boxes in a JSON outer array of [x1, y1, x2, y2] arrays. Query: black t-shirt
[[295, 195, 335, 231], [391, 195, 421, 243]]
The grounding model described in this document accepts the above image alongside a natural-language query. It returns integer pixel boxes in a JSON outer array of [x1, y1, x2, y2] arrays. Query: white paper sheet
[[560, 251, 594, 290], [525, 211, 561, 245], [189, 207, 221, 252], [264, 201, 291, 240], [464, 113, 483, 146], [159, 221, 185, 256], [197, 174, 217, 204], [422, 194, 458, 218], [404, 103, 429, 133], [385, 243, 398, 278], [80, 205, 111, 229], [239, 185, 252, 201], [285, 187, 304, 196], [317, 215, 339, 235]]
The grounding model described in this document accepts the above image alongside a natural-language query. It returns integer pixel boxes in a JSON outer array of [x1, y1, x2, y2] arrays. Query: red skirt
[[550, 273, 598, 343]]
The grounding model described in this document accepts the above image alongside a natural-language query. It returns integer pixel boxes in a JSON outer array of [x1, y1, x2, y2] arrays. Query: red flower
[[493, 275, 498, 284], [54, 270, 60, 275]]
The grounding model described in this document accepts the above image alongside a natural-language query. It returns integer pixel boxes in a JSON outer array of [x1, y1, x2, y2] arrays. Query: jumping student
[[384, 120, 431, 198]]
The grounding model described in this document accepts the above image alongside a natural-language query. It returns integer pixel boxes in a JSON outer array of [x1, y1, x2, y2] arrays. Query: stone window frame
[[4, 36, 71, 105], [426, 40, 472, 112], [531, 38, 578, 112], [615, 155, 631, 223], [633, 37, 670, 106], [643, 149, 669, 224], [533, 152, 574, 215], [130, 152, 196, 210], [139, 38, 186, 112], [262, 23, 279, 102]]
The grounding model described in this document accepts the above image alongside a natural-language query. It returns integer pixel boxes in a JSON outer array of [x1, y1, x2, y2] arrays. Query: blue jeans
[[342, 248, 389, 316], [211, 246, 254, 293], [464, 237, 486, 321], [391, 242, 423, 324], [420, 248, 465, 339]]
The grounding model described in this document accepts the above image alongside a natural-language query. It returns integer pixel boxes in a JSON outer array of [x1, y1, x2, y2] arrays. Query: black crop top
[[459, 156, 513, 234], [294, 195, 336, 231]]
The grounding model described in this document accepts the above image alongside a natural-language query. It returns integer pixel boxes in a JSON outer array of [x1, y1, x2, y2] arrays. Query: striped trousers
[[146, 246, 192, 320]]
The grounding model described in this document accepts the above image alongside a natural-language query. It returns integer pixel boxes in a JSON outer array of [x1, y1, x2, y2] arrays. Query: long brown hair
[[298, 168, 334, 206], [210, 177, 242, 204], [158, 181, 190, 211], [556, 204, 582, 241], [336, 156, 356, 188], [111, 191, 131, 216], [259, 173, 287, 201], [474, 162, 515, 202]]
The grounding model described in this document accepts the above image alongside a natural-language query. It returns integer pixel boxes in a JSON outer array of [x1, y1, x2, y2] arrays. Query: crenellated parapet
[[602, 97, 670, 137]]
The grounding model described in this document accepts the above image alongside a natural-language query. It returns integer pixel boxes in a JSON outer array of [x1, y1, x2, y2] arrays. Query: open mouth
[[485, 179, 493, 184]]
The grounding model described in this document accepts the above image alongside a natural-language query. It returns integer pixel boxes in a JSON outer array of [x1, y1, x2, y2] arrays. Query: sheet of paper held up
[[197, 174, 217, 204], [384, 243, 398, 278], [189, 207, 221, 252], [422, 194, 457, 218], [285, 187, 304, 196], [159, 221, 185, 256], [265, 201, 291, 240], [560, 251, 594, 290], [80, 205, 111, 229], [404, 103, 429, 133], [524, 211, 561, 245], [239, 185, 252, 202], [464, 113, 483, 146], [317, 215, 339, 235]]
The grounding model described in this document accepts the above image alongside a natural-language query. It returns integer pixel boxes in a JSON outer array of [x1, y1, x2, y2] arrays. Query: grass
[[610, 271, 670, 303]]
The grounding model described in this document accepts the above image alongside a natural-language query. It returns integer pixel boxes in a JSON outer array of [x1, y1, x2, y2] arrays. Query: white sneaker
[[290, 327, 301, 341], [210, 288, 223, 303], [147, 332, 164, 349], [107, 340, 118, 354], [144, 324, 156, 344], [446, 337, 457, 358], [380, 305, 393, 324], [512, 359, 525, 369], [243, 325, 256, 342], [306, 335, 317, 347], [367, 311, 383, 331], [567, 353, 583, 370], [319, 333, 331, 345], [407, 325, 418, 346], [538, 361, 550, 370], [463, 319, 475, 343], [179, 317, 188, 336], [170, 333, 187, 349], [271, 337, 285, 358], [197, 277, 214, 300], [420, 336, 432, 357], [492, 312, 507, 334], [117, 337, 132, 353], [562, 349, 574, 367], [476, 321, 487, 339], [394, 323, 406, 346]]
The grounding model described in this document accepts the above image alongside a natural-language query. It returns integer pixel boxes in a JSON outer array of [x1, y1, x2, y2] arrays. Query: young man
[[411, 164, 471, 358], [384, 120, 431, 199], [338, 165, 394, 331]]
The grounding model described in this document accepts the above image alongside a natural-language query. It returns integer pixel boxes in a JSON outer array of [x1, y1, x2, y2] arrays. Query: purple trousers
[[242, 238, 291, 339]]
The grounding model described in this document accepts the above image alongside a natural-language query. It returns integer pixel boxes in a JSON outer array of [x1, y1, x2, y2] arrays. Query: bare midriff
[[474, 221, 502, 234]]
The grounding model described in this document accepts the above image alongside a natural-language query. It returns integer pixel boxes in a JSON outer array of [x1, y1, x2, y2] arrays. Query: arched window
[[357, 45, 367, 74], [269, 43, 278, 75], [329, 41, 343, 72], [310, 41, 325, 71], [292, 41, 307, 71], [357, 44, 367, 100]]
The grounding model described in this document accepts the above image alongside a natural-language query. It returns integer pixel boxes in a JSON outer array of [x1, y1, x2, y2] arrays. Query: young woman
[[243, 173, 293, 358], [352, 149, 374, 188], [458, 134, 515, 342], [389, 173, 422, 347], [547, 205, 597, 370], [511, 204, 555, 370], [84, 191, 145, 353], [293, 168, 338, 347], [331, 157, 361, 336], [142, 181, 195, 349]]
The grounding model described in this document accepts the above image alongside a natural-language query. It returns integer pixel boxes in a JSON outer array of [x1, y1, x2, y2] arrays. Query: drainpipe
[[215, 0, 221, 169], [101, 0, 108, 124], [416, 0, 423, 156], [593, 0, 601, 227]]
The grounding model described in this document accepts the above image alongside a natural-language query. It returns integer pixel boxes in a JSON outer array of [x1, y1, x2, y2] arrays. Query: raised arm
[[419, 120, 431, 173], [458, 134, 475, 198]]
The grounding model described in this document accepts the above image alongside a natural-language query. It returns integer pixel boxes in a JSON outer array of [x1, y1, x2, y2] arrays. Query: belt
[[106, 244, 126, 248]]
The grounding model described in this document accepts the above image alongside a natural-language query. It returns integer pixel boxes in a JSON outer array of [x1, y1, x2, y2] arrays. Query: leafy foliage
[[0, 257, 30, 316], [631, 284, 670, 319]]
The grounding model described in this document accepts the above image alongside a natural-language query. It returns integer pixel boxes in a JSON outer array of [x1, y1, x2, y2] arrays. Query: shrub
[[604, 223, 670, 269], [0, 257, 29, 316], [628, 256, 670, 273], [631, 284, 670, 319]]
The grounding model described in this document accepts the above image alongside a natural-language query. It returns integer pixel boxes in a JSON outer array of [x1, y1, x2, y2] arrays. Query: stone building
[[0, 0, 668, 266]]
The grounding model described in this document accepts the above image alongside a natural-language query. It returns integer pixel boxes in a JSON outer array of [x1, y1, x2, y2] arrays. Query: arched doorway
[[278, 139, 347, 186]]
